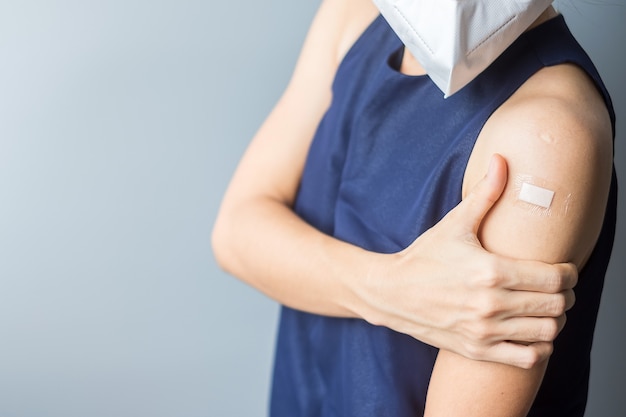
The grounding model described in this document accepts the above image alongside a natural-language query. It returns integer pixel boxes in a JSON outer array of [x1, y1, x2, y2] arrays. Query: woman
[[212, 0, 616, 415]]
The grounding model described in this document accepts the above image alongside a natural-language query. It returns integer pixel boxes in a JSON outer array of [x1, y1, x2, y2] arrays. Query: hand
[[358, 154, 577, 369]]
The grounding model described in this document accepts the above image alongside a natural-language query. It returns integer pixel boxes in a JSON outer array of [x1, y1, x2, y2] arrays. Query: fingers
[[498, 258, 578, 293], [500, 315, 568, 343], [453, 154, 508, 234], [482, 341, 554, 369], [502, 289, 575, 318], [475, 315, 565, 368], [476, 288, 573, 321]]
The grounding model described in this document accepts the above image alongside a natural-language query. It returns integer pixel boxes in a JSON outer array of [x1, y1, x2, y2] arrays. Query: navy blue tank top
[[270, 15, 617, 417]]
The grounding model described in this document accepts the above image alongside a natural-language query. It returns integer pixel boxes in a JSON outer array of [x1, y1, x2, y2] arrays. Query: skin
[[211, 0, 609, 413], [423, 72, 612, 416], [419, 7, 613, 416]]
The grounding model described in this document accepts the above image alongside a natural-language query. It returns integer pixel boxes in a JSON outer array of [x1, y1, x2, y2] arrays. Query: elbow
[[211, 210, 237, 275]]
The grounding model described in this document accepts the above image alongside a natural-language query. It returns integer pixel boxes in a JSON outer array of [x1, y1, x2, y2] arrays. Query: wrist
[[331, 241, 387, 322]]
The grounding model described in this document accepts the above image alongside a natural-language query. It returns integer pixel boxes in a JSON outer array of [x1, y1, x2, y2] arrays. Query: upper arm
[[219, 0, 379, 208], [425, 64, 613, 416]]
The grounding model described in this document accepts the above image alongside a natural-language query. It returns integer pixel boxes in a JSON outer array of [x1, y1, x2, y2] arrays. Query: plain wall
[[0, 1, 623, 416]]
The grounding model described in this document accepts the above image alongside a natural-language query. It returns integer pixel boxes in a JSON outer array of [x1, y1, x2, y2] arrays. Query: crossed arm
[[210, 0, 611, 415], [212, 0, 574, 368]]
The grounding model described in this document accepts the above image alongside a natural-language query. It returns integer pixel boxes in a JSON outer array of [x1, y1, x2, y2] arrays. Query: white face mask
[[373, 0, 553, 97]]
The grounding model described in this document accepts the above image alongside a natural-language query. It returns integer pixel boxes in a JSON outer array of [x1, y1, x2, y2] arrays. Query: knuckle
[[565, 289, 576, 310], [548, 294, 567, 316], [557, 314, 567, 333], [520, 355, 537, 370], [463, 341, 484, 361], [468, 255, 501, 289], [571, 269, 580, 288], [480, 256, 502, 288], [522, 350, 541, 369], [477, 294, 503, 319], [538, 319, 559, 342], [469, 320, 494, 342], [546, 269, 563, 293], [563, 263, 579, 289], [521, 343, 553, 369]]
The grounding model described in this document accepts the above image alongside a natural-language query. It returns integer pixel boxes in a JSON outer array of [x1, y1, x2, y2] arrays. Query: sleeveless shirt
[[270, 14, 617, 417]]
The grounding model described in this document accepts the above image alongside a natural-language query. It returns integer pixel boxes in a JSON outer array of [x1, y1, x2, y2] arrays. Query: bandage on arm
[[518, 181, 554, 209], [424, 64, 613, 416]]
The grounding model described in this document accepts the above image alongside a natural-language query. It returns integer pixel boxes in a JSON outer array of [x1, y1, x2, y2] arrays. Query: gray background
[[0, 1, 623, 416]]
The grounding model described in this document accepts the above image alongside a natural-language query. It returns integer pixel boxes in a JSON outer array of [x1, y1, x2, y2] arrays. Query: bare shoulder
[[335, 0, 380, 63], [215, 0, 381, 210], [466, 63, 613, 186], [464, 63, 613, 266], [490, 63, 612, 155]]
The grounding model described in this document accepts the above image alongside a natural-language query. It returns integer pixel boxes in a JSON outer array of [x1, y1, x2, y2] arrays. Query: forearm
[[213, 154, 577, 368], [425, 351, 547, 417], [212, 193, 373, 318]]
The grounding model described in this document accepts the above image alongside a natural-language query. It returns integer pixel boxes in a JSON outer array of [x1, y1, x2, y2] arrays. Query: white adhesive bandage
[[518, 182, 555, 209]]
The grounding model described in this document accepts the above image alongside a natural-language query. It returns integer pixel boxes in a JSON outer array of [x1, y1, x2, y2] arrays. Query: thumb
[[459, 154, 508, 234]]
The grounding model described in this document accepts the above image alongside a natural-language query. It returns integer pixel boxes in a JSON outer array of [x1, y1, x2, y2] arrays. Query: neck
[[527, 5, 559, 31]]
